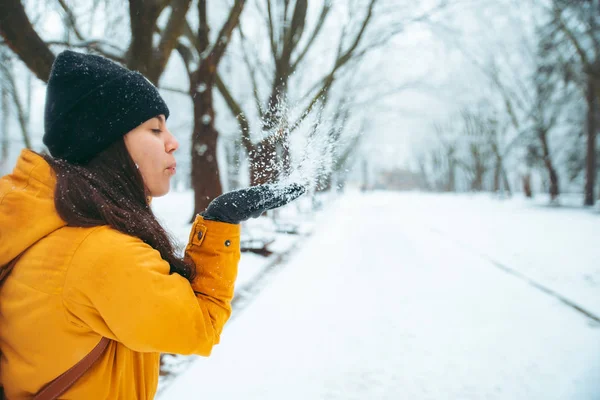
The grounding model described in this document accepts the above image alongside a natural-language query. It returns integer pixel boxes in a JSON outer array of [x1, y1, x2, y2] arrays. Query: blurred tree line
[[6, 1, 594, 209], [416, 0, 600, 206]]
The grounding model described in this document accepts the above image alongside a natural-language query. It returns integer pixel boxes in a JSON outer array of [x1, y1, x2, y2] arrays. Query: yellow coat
[[0, 150, 240, 399]]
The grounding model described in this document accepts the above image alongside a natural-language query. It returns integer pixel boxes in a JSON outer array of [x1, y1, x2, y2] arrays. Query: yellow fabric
[[0, 149, 240, 399]]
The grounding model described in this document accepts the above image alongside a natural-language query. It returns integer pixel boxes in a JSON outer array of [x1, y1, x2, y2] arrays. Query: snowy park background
[[2, 0, 600, 398], [153, 189, 600, 399]]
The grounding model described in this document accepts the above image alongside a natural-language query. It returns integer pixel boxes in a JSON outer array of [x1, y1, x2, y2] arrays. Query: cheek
[[130, 140, 168, 193], [136, 154, 158, 184], [137, 147, 160, 170], [139, 155, 170, 191]]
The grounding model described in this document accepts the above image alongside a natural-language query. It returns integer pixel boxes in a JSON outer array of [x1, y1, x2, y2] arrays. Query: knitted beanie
[[43, 50, 169, 164]]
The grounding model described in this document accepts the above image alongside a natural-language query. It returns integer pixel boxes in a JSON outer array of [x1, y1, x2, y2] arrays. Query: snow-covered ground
[[154, 190, 600, 400]]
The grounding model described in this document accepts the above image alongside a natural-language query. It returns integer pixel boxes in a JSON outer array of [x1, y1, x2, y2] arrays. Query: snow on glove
[[201, 183, 306, 224]]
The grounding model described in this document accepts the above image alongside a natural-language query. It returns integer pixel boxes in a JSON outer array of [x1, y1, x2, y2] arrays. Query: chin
[[150, 185, 170, 197]]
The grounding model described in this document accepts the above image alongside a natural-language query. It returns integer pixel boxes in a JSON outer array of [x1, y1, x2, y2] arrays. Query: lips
[[166, 162, 177, 174]]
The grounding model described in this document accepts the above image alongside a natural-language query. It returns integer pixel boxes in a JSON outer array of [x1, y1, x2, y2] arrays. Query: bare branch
[[234, 23, 271, 82], [287, 80, 330, 135], [266, 0, 278, 60], [154, 0, 193, 78], [175, 40, 194, 77], [589, 11, 600, 59], [552, 4, 591, 70], [183, 19, 203, 54], [0, 0, 55, 82], [291, 1, 332, 71], [159, 85, 189, 96], [56, 0, 85, 41], [288, 0, 379, 133], [54, 1, 130, 64], [198, 0, 209, 51], [128, 0, 164, 81], [209, 0, 246, 67], [155, 0, 173, 11], [487, 61, 522, 130], [237, 25, 265, 118], [351, 1, 448, 60], [215, 73, 253, 152], [333, 0, 377, 70], [283, 0, 291, 23], [349, 80, 430, 107], [0, 59, 31, 148], [45, 40, 126, 62], [279, 0, 307, 67]]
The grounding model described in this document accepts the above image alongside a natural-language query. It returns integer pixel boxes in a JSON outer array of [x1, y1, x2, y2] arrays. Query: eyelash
[[151, 129, 162, 134]]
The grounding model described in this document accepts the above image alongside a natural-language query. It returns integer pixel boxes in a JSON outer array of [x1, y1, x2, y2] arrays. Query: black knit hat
[[43, 50, 169, 164]]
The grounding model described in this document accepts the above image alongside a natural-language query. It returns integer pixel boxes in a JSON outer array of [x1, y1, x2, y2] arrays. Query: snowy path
[[161, 192, 600, 400]]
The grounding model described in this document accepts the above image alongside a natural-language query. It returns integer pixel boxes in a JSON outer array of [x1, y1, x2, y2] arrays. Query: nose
[[165, 129, 179, 154]]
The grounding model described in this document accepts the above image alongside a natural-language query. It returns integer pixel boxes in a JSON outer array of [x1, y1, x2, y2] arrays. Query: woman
[[0, 50, 304, 399]]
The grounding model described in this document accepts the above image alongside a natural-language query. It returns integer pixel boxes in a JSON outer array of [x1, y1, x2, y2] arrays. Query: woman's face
[[124, 114, 179, 197]]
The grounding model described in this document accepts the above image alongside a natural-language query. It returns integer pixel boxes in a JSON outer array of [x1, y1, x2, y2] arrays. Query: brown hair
[[43, 139, 195, 281]]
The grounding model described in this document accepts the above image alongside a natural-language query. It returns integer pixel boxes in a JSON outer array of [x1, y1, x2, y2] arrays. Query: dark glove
[[201, 183, 306, 224]]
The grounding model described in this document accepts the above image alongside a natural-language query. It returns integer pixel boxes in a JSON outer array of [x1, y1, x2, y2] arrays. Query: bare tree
[[415, 153, 432, 191], [0, 49, 32, 150], [174, 0, 246, 217], [216, 0, 390, 186], [248, 0, 333, 185], [468, 104, 512, 195], [0, 0, 55, 82], [545, 0, 600, 204], [477, 39, 566, 200], [432, 122, 459, 192], [0, 0, 219, 214], [457, 108, 493, 191]]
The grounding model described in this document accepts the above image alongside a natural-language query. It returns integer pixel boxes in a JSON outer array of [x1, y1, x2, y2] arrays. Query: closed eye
[[151, 129, 162, 134]]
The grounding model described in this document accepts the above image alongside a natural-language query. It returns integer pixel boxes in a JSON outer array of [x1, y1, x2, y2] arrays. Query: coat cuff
[[188, 215, 241, 252]]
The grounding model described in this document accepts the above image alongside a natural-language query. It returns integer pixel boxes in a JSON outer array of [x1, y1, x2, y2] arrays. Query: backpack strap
[[33, 337, 110, 400], [0, 254, 22, 284], [0, 254, 23, 400], [1, 255, 110, 400]]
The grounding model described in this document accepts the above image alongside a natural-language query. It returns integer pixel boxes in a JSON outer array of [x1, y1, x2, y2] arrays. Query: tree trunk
[[501, 165, 511, 196], [472, 160, 484, 191], [186, 0, 245, 219], [0, 0, 55, 82], [546, 160, 560, 200], [584, 78, 597, 206], [538, 129, 559, 200], [250, 79, 289, 186], [361, 158, 369, 191], [190, 63, 222, 217], [225, 137, 242, 191], [127, 1, 162, 82], [249, 139, 278, 186], [277, 137, 292, 178], [446, 151, 456, 192], [493, 158, 501, 193], [522, 173, 532, 198], [317, 173, 333, 192]]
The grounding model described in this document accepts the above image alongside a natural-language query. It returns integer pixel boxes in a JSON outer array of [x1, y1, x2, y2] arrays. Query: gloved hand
[[201, 183, 306, 224]]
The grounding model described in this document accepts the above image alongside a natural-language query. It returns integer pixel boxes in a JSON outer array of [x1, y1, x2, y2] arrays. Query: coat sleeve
[[61, 215, 240, 356]]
